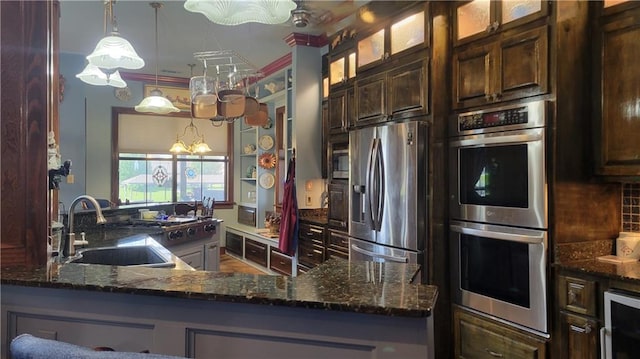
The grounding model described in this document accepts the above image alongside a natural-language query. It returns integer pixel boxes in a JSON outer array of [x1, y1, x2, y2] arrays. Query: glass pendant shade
[[75, 64, 127, 88], [184, 0, 297, 25], [135, 89, 180, 114], [169, 140, 190, 154], [191, 141, 213, 154], [86, 33, 145, 70]]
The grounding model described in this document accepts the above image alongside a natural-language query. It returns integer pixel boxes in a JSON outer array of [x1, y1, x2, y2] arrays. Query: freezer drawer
[[349, 237, 418, 264]]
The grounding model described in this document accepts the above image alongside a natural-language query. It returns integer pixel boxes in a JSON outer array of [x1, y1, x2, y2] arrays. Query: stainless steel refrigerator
[[349, 120, 428, 275]]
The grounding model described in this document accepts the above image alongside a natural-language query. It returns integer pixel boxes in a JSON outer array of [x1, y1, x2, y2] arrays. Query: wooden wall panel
[[1, 1, 53, 267]]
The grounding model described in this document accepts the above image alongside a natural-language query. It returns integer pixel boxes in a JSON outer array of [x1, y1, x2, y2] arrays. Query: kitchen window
[[112, 108, 234, 206], [117, 153, 230, 205]]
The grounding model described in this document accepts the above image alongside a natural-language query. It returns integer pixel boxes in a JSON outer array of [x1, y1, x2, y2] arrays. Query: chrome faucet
[[64, 195, 107, 257]]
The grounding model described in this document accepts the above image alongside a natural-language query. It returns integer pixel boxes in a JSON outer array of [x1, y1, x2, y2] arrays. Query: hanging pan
[[190, 60, 217, 119]]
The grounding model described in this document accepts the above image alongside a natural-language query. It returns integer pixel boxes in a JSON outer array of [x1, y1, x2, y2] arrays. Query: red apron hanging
[[278, 156, 298, 256]]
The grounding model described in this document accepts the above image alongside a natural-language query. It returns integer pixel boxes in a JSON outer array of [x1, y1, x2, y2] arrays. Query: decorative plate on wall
[[259, 135, 274, 150], [259, 172, 275, 189], [258, 152, 276, 169]]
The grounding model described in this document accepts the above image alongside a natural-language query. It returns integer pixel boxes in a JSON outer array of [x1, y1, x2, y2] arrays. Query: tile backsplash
[[623, 183, 640, 232]]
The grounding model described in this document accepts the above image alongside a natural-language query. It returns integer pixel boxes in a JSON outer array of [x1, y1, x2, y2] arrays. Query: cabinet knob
[[568, 289, 577, 303]]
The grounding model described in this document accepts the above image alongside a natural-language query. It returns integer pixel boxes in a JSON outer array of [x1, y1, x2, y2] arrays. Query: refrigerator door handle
[[367, 139, 379, 229], [350, 244, 409, 263], [374, 137, 385, 230]]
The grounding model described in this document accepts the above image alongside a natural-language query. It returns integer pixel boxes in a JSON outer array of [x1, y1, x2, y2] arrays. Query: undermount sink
[[68, 246, 176, 268]]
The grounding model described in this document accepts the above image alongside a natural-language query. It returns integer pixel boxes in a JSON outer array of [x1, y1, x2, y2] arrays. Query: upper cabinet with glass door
[[328, 28, 357, 91], [356, 2, 428, 72], [454, 0, 548, 46]]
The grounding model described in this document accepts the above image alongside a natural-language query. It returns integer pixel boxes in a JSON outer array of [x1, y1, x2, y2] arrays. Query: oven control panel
[[458, 106, 528, 131]]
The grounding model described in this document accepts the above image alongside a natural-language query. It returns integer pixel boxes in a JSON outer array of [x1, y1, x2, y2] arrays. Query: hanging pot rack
[[191, 50, 267, 127]]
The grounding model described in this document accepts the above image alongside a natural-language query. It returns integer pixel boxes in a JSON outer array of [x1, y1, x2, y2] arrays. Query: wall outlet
[[306, 195, 312, 206], [66, 174, 74, 184]]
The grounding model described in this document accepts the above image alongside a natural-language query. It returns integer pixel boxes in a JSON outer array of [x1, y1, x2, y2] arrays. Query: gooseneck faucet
[[63, 195, 107, 257]]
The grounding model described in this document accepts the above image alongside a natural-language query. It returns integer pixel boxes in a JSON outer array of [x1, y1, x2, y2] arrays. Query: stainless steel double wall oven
[[449, 100, 549, 335]]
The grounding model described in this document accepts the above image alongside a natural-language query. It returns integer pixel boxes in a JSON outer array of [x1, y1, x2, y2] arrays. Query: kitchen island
[[1, 258, 437, 358]]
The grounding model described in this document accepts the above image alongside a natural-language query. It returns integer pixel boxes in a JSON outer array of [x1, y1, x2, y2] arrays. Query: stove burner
[[132, 218, 218, 247]]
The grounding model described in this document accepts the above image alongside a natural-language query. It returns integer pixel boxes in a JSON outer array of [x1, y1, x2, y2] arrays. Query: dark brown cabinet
[[453, 0, 548, 46], [326, 230, 349, 260], [225, 231, 243, 257], [245, 238, 267, 267], [559, 312, 598, 359], [452, 24, 549, 109], [556, 274, 599, 359], [592, 2, 640, 177], [328, 181, 349, 232], [269, 247, 292, 276], [354, 53, 429, 127], [355, 2, 428, 72], [328, 86, 354, 134], [298, 222, 326, 268], [453, 305, 547, 359]]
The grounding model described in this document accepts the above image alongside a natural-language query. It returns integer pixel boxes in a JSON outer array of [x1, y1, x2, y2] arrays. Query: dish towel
[[278, 157, 298, 256], [10, 334, 186, 359]]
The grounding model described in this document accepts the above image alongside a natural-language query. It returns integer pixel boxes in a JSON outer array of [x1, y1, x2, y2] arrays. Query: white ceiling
[[59, 0, 364, 78]]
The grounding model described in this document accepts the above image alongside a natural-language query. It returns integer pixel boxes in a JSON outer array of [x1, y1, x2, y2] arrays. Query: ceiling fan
[[289, 0, 363, 31]]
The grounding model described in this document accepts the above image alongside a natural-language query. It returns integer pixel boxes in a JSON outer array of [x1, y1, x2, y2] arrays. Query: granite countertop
[[300, 216, 328, 226], [1, 258, 437, 318], [553, 258, 640, 284]]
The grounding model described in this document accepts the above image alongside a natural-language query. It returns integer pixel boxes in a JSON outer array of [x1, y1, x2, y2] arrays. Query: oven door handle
[[450, 131, 543, 147], [350, 244, 408, 263], [450, 224, 544, 244]]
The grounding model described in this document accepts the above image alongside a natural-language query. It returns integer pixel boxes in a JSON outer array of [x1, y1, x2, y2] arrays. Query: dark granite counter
[[553, 259, 640, 284], [1, 258, 436, 317]]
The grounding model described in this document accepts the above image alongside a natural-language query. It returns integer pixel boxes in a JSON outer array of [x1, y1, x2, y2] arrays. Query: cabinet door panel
[[328, 91, 346, 133], [498, 26, 548, 101], [357, 29, 386, 69], [328, 181, 348, 231], [388, 58, 429, 119], [225, 232, 243, 256], [596, 12, 640, 175], [245, 239, 267, 267], [453, 43, 493, 109], [355, 73, 386, 126], [559, 312, 598, 359], [456, 0, 492, 42], [501, 0, 542, 25], [454, 306, 546, 359]]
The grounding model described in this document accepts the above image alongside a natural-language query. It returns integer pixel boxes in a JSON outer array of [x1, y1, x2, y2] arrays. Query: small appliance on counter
[[597, 232, 640, 264]]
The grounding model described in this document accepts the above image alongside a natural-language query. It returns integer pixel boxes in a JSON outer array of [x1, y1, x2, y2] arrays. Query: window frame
[[111, 107, 234, 208]]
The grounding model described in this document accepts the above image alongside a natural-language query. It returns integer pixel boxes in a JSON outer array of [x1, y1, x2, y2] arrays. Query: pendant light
[[135, 2, 180, 114], [75, 63, 127, 88], [184, 0, 297, 26], [77, 0, 143, 87]]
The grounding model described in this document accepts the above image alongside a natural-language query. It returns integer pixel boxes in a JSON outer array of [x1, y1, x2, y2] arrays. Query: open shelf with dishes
[[236, 107, 277, 227]]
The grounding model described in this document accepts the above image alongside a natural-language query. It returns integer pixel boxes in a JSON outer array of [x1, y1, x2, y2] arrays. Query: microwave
[[331, 143, 349, 179]]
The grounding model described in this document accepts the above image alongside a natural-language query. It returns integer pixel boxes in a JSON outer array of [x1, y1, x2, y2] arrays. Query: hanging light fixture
[[135, 2, 180, 114], [85, 0, 144, 70], [183, 0, 297, 26], [77, 0, 143, 87], [169, 118, 212, 154], [75, 63, 127, 88]]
